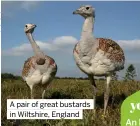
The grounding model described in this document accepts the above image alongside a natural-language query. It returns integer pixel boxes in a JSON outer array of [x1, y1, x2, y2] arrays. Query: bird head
[[24, 24, 37, 33], [73, 5, 95, 18]]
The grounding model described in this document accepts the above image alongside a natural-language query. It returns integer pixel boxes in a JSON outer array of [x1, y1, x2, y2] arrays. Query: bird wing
[[22, 56, 36, 80], [97, 38, 125, 63], [95, 38, 125, 71]]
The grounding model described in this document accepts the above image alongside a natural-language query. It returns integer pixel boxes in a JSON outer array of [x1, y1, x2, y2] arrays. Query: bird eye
[[25, 25, 27, 28], [86, 7, 89, 10]]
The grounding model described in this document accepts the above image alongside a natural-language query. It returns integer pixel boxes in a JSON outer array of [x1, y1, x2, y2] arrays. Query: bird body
[[22, 24, 57, 99], [22, 56, 57, 87], [73, 38, 124, 76]]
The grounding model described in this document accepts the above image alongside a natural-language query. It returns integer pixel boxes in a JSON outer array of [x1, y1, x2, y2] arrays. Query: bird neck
[[79, 16, 96, 55], [26, 33, 45, 59], [81, 16, 94, 39]]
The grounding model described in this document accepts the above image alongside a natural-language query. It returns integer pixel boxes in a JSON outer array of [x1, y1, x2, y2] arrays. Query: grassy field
[[1, 78, 140, 126]]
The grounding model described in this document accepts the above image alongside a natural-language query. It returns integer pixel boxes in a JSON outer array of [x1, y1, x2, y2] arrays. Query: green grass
[[1, 79, 140, 126]]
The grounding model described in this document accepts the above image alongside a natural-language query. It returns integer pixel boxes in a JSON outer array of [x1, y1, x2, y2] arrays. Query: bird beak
[[73, 10, 79, 15], [34, 25, 37, 28]]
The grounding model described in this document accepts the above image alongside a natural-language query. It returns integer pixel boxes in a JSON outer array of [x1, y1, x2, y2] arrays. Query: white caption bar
[[7, 99, 94, 110], [7, 109, 83, 119], [7, 99, 94, 119]]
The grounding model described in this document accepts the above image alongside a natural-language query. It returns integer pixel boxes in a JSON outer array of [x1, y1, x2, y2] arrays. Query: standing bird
[[73, 5, 125, 114], [22, 24, 57, 99]]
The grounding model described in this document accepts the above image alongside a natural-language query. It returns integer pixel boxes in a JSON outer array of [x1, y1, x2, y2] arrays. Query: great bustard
[[73, 5, 125, 115], [22, 24, 57, 99]]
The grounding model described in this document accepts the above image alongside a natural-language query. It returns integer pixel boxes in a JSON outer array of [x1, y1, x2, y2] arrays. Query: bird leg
[[29, 85, 34, 99], [42, 90, 46, 99], [42, 84, 50, 99], [104, 76, 111, 115], [88, 75, 97, 114]]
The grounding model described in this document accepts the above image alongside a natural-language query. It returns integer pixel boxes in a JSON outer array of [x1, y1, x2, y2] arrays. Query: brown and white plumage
[[73, 38, 125, 75], [73, 5, 125, 115], [22, 24, 57, 99]]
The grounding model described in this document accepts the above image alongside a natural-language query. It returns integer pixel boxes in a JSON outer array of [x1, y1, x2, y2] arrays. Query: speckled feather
[[22, 57, 34, 77], [97, 38, 125, 63]]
